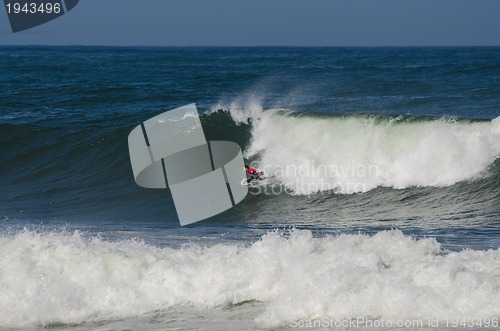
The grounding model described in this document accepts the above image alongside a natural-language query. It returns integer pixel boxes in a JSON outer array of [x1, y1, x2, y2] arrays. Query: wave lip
[[1, 229, 500, 328], [230, 104, 500, 194]]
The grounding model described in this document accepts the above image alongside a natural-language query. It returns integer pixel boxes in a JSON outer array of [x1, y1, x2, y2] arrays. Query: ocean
[[0, 46, 499, 330]]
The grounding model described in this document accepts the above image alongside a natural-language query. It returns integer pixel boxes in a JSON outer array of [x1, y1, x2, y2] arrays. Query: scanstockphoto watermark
[[249, 160, 380, 195], [290, 317, 424, 329], [290, 317, 500, 329]]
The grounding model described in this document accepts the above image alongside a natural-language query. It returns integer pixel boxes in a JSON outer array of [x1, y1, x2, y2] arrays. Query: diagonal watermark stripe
[[128, 104, 248, 226]]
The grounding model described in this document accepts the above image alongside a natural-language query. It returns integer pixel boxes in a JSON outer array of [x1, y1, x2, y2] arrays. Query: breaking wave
[[213, 101, 500, 195], [1, 229, 500, 328]]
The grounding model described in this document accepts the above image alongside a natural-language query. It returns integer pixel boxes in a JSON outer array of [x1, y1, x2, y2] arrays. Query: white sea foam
[[1, 229, 500, 328], [221, 102, 500, 194]]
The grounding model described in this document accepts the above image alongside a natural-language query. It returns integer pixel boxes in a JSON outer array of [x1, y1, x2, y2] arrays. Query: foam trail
[[223, 103, 500, 194], [1, 229, 500, 328]]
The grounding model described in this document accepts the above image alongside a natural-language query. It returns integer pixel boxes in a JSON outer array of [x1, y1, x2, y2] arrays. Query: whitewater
[[1, 229, 500, 328], [221, 102, 500, 194]]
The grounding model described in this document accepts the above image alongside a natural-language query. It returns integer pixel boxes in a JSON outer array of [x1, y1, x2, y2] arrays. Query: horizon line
[[1, 44, 500, 48]]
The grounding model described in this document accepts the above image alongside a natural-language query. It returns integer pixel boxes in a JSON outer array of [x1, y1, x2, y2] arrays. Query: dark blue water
[[0, 46, 499, 330]]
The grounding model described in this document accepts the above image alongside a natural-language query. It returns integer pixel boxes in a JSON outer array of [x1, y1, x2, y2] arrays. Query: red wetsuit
[[246, 168, 258, 176]]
